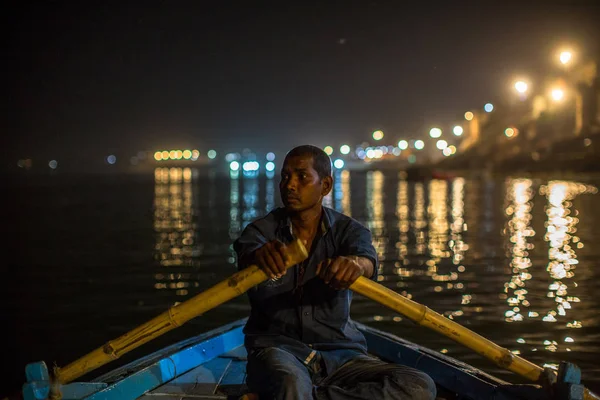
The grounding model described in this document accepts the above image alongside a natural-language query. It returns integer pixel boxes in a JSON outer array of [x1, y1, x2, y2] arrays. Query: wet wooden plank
[[146, 357, 231, 396]]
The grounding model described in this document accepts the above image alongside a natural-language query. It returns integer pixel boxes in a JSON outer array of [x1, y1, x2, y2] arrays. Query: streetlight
[[559, 51, 573, 66], [429, 128, 442, 138], [464, 111, 474, 121], [452, 126, 463, 136], [436, 139, 448, 150], [324, 146, 333, 155], [333, 159, 345, 169], [373, 130, 384, 141], [514, 80, 528, 94], [484, 103, 494, 112], [414, 140, 425, 150], [340, 145, 351, 155], [505, 127, 517, 138], [551, 88, 565, 102], [398, 140, 408, 150]]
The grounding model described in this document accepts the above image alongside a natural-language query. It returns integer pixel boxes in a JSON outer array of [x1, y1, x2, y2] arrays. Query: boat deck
[[139, 345, 249, 399]]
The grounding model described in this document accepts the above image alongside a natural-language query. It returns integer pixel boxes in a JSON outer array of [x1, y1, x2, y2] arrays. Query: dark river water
[[6, 168, 600, 396]]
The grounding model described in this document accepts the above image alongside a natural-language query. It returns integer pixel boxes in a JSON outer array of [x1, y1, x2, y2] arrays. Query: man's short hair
[[284, 145, 332, 180]]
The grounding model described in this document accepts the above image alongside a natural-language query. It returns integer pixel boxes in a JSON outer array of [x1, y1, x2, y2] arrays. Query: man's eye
[[301, 174, 307, 179]]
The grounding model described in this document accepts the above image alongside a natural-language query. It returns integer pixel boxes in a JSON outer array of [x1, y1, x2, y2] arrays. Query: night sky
[[6, 1, 600, 170]]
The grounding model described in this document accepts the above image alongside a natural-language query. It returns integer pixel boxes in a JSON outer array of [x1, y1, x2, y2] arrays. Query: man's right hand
[[254, 240, 290, 279]]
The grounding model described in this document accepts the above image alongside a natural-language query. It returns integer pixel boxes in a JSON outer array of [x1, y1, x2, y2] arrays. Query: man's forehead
[[282, 155, 315, 170]]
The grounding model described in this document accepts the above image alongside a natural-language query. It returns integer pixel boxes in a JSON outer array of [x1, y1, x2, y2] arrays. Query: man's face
[[279, 155, 332, 212]]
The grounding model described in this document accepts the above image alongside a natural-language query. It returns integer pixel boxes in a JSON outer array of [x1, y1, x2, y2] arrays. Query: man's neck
[[289, 204, 322, 237]]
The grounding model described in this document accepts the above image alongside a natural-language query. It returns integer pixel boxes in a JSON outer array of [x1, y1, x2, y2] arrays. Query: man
[[234, 145, 436, 400]]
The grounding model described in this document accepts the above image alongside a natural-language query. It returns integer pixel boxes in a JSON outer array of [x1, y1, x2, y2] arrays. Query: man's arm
[[355, 255, 375, 278], [233, 224, 290, 279], [317, 221, 378, 289], [317, 255, 374, 290], [233, 224, 269, 271]]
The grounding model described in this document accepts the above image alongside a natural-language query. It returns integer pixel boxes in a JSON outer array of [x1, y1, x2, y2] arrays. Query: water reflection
[[146, 168, 599, 383], [341, 170, 351, 216], [427, 180, 450, 291], [229, 173, 241, 240], [503, 178, 535, 323], [502, 179, 598, 356], [366, 171, 386, 277], [333, 170, 343, 213], [413, 182, 427, 255], [396, 174, 409, 262], [265, 174, 275, 213], [540, 181, 596, 328], [242, 177, 259, 229], [450, 178, 467, 280], [152, 167, 198, 296]]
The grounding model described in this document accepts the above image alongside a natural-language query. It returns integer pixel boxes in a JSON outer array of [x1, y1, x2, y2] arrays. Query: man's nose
[[286, 177, 298, 191]]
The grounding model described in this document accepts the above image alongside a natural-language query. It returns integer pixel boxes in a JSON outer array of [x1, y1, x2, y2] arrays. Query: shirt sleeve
[[233, 223, 269, 271], [339, 221, 379, 281]]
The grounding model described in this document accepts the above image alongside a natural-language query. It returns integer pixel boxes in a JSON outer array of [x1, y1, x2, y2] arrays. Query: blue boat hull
[[22, 318, 575, 399]]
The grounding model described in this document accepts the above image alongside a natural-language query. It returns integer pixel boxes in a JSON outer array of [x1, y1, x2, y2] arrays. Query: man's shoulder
[[247, 207, 287, 233], [324, 207, 367, 231]]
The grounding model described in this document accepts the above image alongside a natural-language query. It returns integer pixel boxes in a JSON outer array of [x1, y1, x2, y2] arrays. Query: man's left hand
[[316, 256, 371, 290]]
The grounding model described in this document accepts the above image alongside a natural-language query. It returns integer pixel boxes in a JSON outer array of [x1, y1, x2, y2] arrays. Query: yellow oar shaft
[[350, 276, 544, 381], [54, 239, 308, 384]]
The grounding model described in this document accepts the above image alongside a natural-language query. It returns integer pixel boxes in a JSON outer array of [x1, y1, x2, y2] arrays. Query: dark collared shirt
[[233, 206, 378, 368]]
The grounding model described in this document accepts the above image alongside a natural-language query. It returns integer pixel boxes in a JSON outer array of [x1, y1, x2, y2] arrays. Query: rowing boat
[[22, 239, 597, 399], [22, 317, 590, 400]]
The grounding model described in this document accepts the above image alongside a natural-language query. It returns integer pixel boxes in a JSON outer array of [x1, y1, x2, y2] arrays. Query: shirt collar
[[277, 206, 332, 240]]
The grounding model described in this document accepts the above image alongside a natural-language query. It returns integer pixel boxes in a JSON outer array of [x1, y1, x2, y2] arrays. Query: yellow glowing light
[[514, 80, 528, 94], [551, 88, 565, 101], [154, 151, 163, 161], [324, 146, 334, 155], [161, 151, 169, 160], [464, 111, 474, 121], [182, 150, 192, 159], [505, 127, 515, 138], [372, 130, 384, 141], [169, 150, 177, 159], [191, 149, 200, 160], [559, 51, 572, 65]]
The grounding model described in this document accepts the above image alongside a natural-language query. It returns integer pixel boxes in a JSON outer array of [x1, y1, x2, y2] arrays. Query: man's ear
[[321, 176, 333, 197]]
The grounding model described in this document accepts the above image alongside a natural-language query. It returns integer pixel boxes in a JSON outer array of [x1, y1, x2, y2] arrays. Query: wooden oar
[[52, 238, 308, 386], [350, 276, 600, 400]]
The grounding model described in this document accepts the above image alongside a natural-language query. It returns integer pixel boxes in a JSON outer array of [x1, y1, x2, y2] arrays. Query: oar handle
[[350, 276, 543, 380], [53, 238, 308, 385]]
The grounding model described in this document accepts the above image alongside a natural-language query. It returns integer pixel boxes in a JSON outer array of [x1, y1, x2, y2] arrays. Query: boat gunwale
[[82, 318, 544, 400], [92, 318, 248, 384]]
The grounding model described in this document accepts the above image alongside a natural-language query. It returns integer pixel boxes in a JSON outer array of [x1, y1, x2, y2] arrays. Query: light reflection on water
[[150, 168, 600, 385]]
